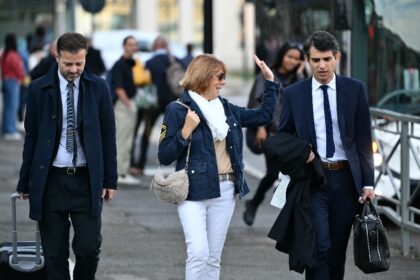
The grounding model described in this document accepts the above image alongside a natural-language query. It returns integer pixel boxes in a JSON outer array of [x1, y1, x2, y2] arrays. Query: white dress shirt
[[53, 71, 87, 167], [311, 74, 347, 162]]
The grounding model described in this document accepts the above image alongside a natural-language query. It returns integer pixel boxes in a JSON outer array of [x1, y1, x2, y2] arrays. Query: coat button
[[191, 170, 195, 174], [47, 140, 51, 145], [233, 123, 237, 126], [40, 165, 44, 170], [230, 146, 233, 149], [52, 114, 56, 119]]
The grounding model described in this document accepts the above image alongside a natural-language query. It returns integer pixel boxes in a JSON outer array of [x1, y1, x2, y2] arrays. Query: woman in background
[[1, 33, 25, 141], [243, 43, 307, 226]]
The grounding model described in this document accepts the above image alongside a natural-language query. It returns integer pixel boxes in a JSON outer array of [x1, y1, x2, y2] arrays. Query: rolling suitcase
[[0, 193, 47, 279]]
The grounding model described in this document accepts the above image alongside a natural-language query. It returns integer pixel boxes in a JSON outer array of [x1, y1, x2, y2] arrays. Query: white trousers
[[114, 100, 136, 176], [177, 181, 236, 280]]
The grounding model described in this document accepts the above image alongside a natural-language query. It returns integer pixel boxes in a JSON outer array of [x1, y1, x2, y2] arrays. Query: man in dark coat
[[17, 32, 117, 280], [265, 132, 326, 273], [278, 31, 375, 279], [29, 41, 57, 81], [86, 37, 106, 76]]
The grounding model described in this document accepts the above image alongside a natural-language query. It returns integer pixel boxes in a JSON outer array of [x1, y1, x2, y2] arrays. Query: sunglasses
[[216, 73, 226, 81]]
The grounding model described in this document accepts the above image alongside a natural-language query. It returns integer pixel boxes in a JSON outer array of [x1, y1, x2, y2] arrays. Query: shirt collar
[[312, 73, 336, 91], [154, 48, 168, 55], [57, 69, 81, 90]]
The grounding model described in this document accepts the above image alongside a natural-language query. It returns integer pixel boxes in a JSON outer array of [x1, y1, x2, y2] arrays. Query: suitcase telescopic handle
[[10, 192, 44, 272]]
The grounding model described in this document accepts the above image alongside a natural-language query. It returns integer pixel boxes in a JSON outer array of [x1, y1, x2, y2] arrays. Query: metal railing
[[370, 108, 420, 256]]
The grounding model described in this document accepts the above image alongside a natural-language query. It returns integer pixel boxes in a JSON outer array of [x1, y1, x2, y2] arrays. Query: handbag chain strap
[[175, 100, 192, 172]]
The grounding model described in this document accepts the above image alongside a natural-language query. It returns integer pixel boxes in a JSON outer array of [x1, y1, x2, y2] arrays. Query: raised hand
[[253, 55, 274, 81]]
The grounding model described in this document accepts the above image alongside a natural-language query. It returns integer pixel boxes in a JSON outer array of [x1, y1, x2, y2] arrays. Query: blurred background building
[[0, 0, 254, 72], [0, 0, 419, 103]]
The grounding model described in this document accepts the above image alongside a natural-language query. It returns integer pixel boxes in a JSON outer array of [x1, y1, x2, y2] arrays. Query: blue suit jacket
[[278, 75, 374, 195], [17, 65, 117, 221]]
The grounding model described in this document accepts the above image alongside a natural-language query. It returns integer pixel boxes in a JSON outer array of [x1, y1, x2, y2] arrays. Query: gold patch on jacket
[[159, 125, 167, 143]]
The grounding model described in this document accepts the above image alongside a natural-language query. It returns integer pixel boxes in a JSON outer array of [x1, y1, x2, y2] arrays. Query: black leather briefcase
[[353, 199, 390, 273]]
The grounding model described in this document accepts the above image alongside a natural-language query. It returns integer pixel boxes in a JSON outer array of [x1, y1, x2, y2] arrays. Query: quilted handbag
[[353, 199, 390, 273]]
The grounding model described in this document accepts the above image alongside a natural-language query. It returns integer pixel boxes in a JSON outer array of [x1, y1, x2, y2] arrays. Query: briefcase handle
[[360, 199, 379, 219], [9, 192, 44, 272]]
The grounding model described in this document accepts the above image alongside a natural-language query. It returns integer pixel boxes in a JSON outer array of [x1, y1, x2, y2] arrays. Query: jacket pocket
[[188, 161, 208, 195]]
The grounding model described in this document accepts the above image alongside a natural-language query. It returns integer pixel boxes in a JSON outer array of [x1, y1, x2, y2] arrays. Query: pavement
[[0, 77, 419, 279]]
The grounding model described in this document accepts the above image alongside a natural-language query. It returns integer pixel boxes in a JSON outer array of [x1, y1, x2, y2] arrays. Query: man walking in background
[[129, 35, 180, 176], [110, 35, 141, 185], [17, 32, 117, 280]]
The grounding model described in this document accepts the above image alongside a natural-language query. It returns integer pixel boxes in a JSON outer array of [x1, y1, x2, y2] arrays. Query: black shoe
[[243, 200, 257, 226]]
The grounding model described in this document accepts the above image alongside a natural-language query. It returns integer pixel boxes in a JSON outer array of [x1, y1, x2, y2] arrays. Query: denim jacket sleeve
[[157, 102, 190, 166], [239, 80, 279, 127]]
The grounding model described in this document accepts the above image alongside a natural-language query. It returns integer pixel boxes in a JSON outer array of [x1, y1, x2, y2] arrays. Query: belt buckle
[[66, 167, 76, 175], [329, 162, 339, 171], [219, 174, 228, 182]]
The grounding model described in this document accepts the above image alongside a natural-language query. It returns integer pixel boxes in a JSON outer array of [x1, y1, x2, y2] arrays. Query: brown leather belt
[[218, 173, 235, 182], [321, 160, 348, 171]]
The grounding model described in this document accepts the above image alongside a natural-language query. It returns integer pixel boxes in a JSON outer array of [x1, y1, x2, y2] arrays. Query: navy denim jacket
[[158, 80, 279, 200]]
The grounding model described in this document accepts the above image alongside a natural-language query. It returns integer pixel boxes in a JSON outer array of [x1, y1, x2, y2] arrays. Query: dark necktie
[[320, 84, 335, 158], [66, 82, 76, 155]]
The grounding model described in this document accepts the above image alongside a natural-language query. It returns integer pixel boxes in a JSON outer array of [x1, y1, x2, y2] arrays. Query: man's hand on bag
[[182, 110, 200, 140], [18, 192, 29, 200], [359, 188, 375, 203]]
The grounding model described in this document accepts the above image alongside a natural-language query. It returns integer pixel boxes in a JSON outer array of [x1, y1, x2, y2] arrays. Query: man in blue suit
[[17, 32, 117, 280], [278, 31, 375, 279]]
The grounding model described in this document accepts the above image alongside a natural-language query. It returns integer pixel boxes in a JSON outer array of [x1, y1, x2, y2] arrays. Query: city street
[[0, 78, 419, 279]]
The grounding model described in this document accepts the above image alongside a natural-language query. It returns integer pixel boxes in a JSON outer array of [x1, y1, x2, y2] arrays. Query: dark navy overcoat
[[17, 65, 117, 221]]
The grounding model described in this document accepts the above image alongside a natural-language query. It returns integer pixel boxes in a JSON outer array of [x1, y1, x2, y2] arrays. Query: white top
[[311, 74, 347, 161], [52, 71, 87, 167]]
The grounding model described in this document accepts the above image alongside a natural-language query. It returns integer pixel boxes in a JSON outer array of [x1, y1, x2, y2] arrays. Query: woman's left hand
[[253, 55, 274, 81], [297, 60, 305, 75]]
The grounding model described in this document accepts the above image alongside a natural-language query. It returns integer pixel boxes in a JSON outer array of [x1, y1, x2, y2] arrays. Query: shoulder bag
[[151, 100, 191, 204]]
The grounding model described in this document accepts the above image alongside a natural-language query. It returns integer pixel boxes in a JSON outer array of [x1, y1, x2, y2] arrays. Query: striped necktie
[[66, 81, 76, 154], [320, 84, 335, 158]]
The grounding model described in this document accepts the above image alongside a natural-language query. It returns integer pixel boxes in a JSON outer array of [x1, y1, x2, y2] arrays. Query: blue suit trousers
[[306, 166, 358, 280]]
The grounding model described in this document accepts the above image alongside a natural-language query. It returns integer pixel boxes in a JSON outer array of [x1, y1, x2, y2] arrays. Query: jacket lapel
[[335, 75, 346, 137], [303, 79, 317, 150], [41, 66, 61, 159], [78, 80, 84, 129], [43, 66, 60, 130]]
